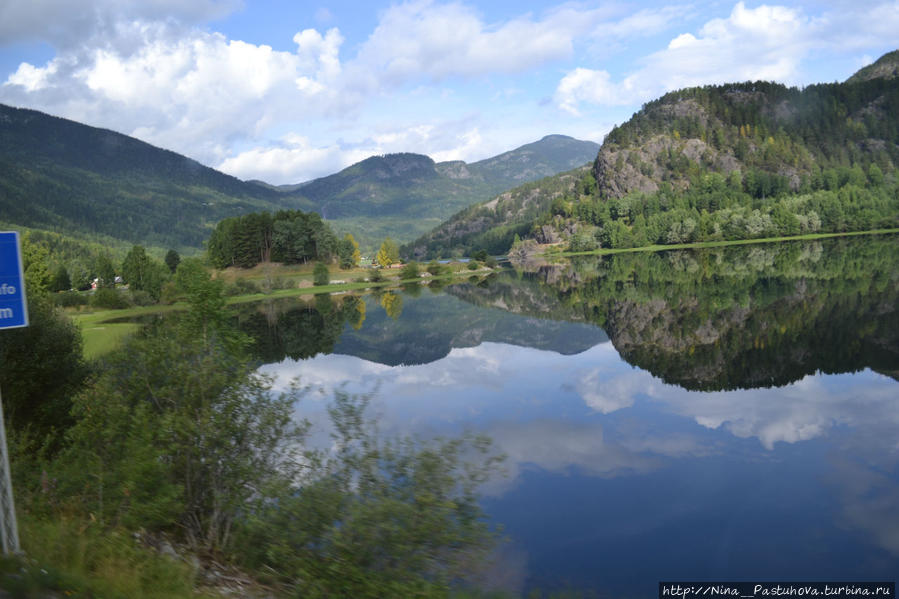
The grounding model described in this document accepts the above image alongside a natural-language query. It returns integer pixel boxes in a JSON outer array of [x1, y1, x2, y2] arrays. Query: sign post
[[0, 231, 27, 554]]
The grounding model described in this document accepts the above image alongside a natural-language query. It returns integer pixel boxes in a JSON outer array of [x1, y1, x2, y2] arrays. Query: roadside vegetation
[[0, 235, 506, 598]]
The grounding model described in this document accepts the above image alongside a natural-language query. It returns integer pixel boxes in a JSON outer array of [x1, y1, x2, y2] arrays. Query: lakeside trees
[[376, 236, 400, 267], [207, 209, 338, 269]]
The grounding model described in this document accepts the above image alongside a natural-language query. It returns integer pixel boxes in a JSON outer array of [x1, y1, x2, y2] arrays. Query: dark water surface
[[243, 235, 899, 596]]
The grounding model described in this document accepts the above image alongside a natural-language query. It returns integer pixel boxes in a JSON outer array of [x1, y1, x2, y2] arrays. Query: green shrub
[[226, 278, 261, 296], [269, 276, 293, 290], [400, 261, 419, 280], [129, 289, 156, 306], [90, 288, 129, 309], [159, 281, 179, 305], [313, 262, 330, 286], [53, 290, 89, 308]]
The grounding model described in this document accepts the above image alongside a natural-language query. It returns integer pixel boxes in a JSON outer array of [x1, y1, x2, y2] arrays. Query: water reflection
[[458, 235, 899, 389], [245, 235, 899, 594], [261, 338, 898, 593], [235, 288, 607, 366]]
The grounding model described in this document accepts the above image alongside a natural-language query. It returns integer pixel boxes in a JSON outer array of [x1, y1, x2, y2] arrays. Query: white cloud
[[555, 0, 899, 114], [6, 60, 58, 92], [652, 372, 899, 450], [577, 365, 642, 414], [0, 0, 239, 47], [2, 20, 345, 168], [217, 135, 370, 184], [555, 68, 630, 115], [354, 1, 578, 84]]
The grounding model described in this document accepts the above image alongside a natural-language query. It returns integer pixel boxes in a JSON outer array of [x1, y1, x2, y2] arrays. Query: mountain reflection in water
[[243, 235, 898, 596]]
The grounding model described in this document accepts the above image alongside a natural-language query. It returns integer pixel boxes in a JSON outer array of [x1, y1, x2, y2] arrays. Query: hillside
[[846, 50, 899, 83], [411, 50, 899, 258], [403, 166, 594, 260], [277, 135, 599, 247], [0, 103, 296, 250]]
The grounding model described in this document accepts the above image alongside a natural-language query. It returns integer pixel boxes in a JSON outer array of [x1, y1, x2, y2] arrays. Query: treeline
[[207, 209, 360, 269], [553, 165, 898, 251]]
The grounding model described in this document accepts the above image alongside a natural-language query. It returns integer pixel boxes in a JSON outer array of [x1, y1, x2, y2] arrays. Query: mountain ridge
[[0, 102, 598, 250]]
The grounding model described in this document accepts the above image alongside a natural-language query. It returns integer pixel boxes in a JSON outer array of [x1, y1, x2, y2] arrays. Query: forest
[[206, 209, 359, 269]]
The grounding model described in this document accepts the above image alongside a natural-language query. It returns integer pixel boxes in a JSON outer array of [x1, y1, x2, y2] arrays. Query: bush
[[368, 269, 384, 283], [313, 262, 330, 286], [53, 291, 89, 308], [269, 276, 293, 290], [426, 261, 444, 276], [129, 289, 156, 306], [400, 261, 419, 280], [467, 261, 480, 270], [568, 232, 598, 252], [226, 278, 261, 296], [234, 394, 503, 597], [159, 281, 179, 305], [90, 288, 129, 309]]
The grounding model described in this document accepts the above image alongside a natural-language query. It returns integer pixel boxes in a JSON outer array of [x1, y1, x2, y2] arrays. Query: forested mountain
[[408, 50, 899, 258], [403, 166, 594, 259], [846, 49, 899, 83], [0, 103, 296, 250], [0, 101, 597, 251], [271, 135, 599, 247]]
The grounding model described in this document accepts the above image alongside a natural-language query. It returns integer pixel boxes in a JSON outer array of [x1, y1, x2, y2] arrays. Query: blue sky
[[1, 1, 897, 184]]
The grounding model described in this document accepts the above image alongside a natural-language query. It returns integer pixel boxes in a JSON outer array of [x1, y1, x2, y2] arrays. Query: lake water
[[241, 235, 899, 597]]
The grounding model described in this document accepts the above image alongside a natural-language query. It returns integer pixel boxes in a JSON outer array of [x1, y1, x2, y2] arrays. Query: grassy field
[[72, 304, 184, 359]]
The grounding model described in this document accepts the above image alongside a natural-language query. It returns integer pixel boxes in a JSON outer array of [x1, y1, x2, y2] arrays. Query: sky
[[1, 1, 897, 185]]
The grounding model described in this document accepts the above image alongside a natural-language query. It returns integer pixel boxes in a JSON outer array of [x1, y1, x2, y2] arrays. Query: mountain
[[0, 102, 598, 251], [276, 135, 599, 248], [0, 103, 298, 250], [403, 166, 593, 260], [410, 50, 899, 259], [465, 134, 601, 190], [846, 50, 899, 83]]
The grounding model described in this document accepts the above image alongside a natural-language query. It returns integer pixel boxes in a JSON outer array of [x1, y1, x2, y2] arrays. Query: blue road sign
[[0, 232, 28, 330]]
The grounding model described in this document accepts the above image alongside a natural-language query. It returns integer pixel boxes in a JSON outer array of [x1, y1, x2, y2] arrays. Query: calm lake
[[238, 235, 898, 597]]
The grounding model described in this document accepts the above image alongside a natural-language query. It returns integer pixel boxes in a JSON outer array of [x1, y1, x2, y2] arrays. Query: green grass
[[0, 515, 211, 599], [559, 228, 899, 258], [72, 305, 183, 359], [81, 322, 141, 359]]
